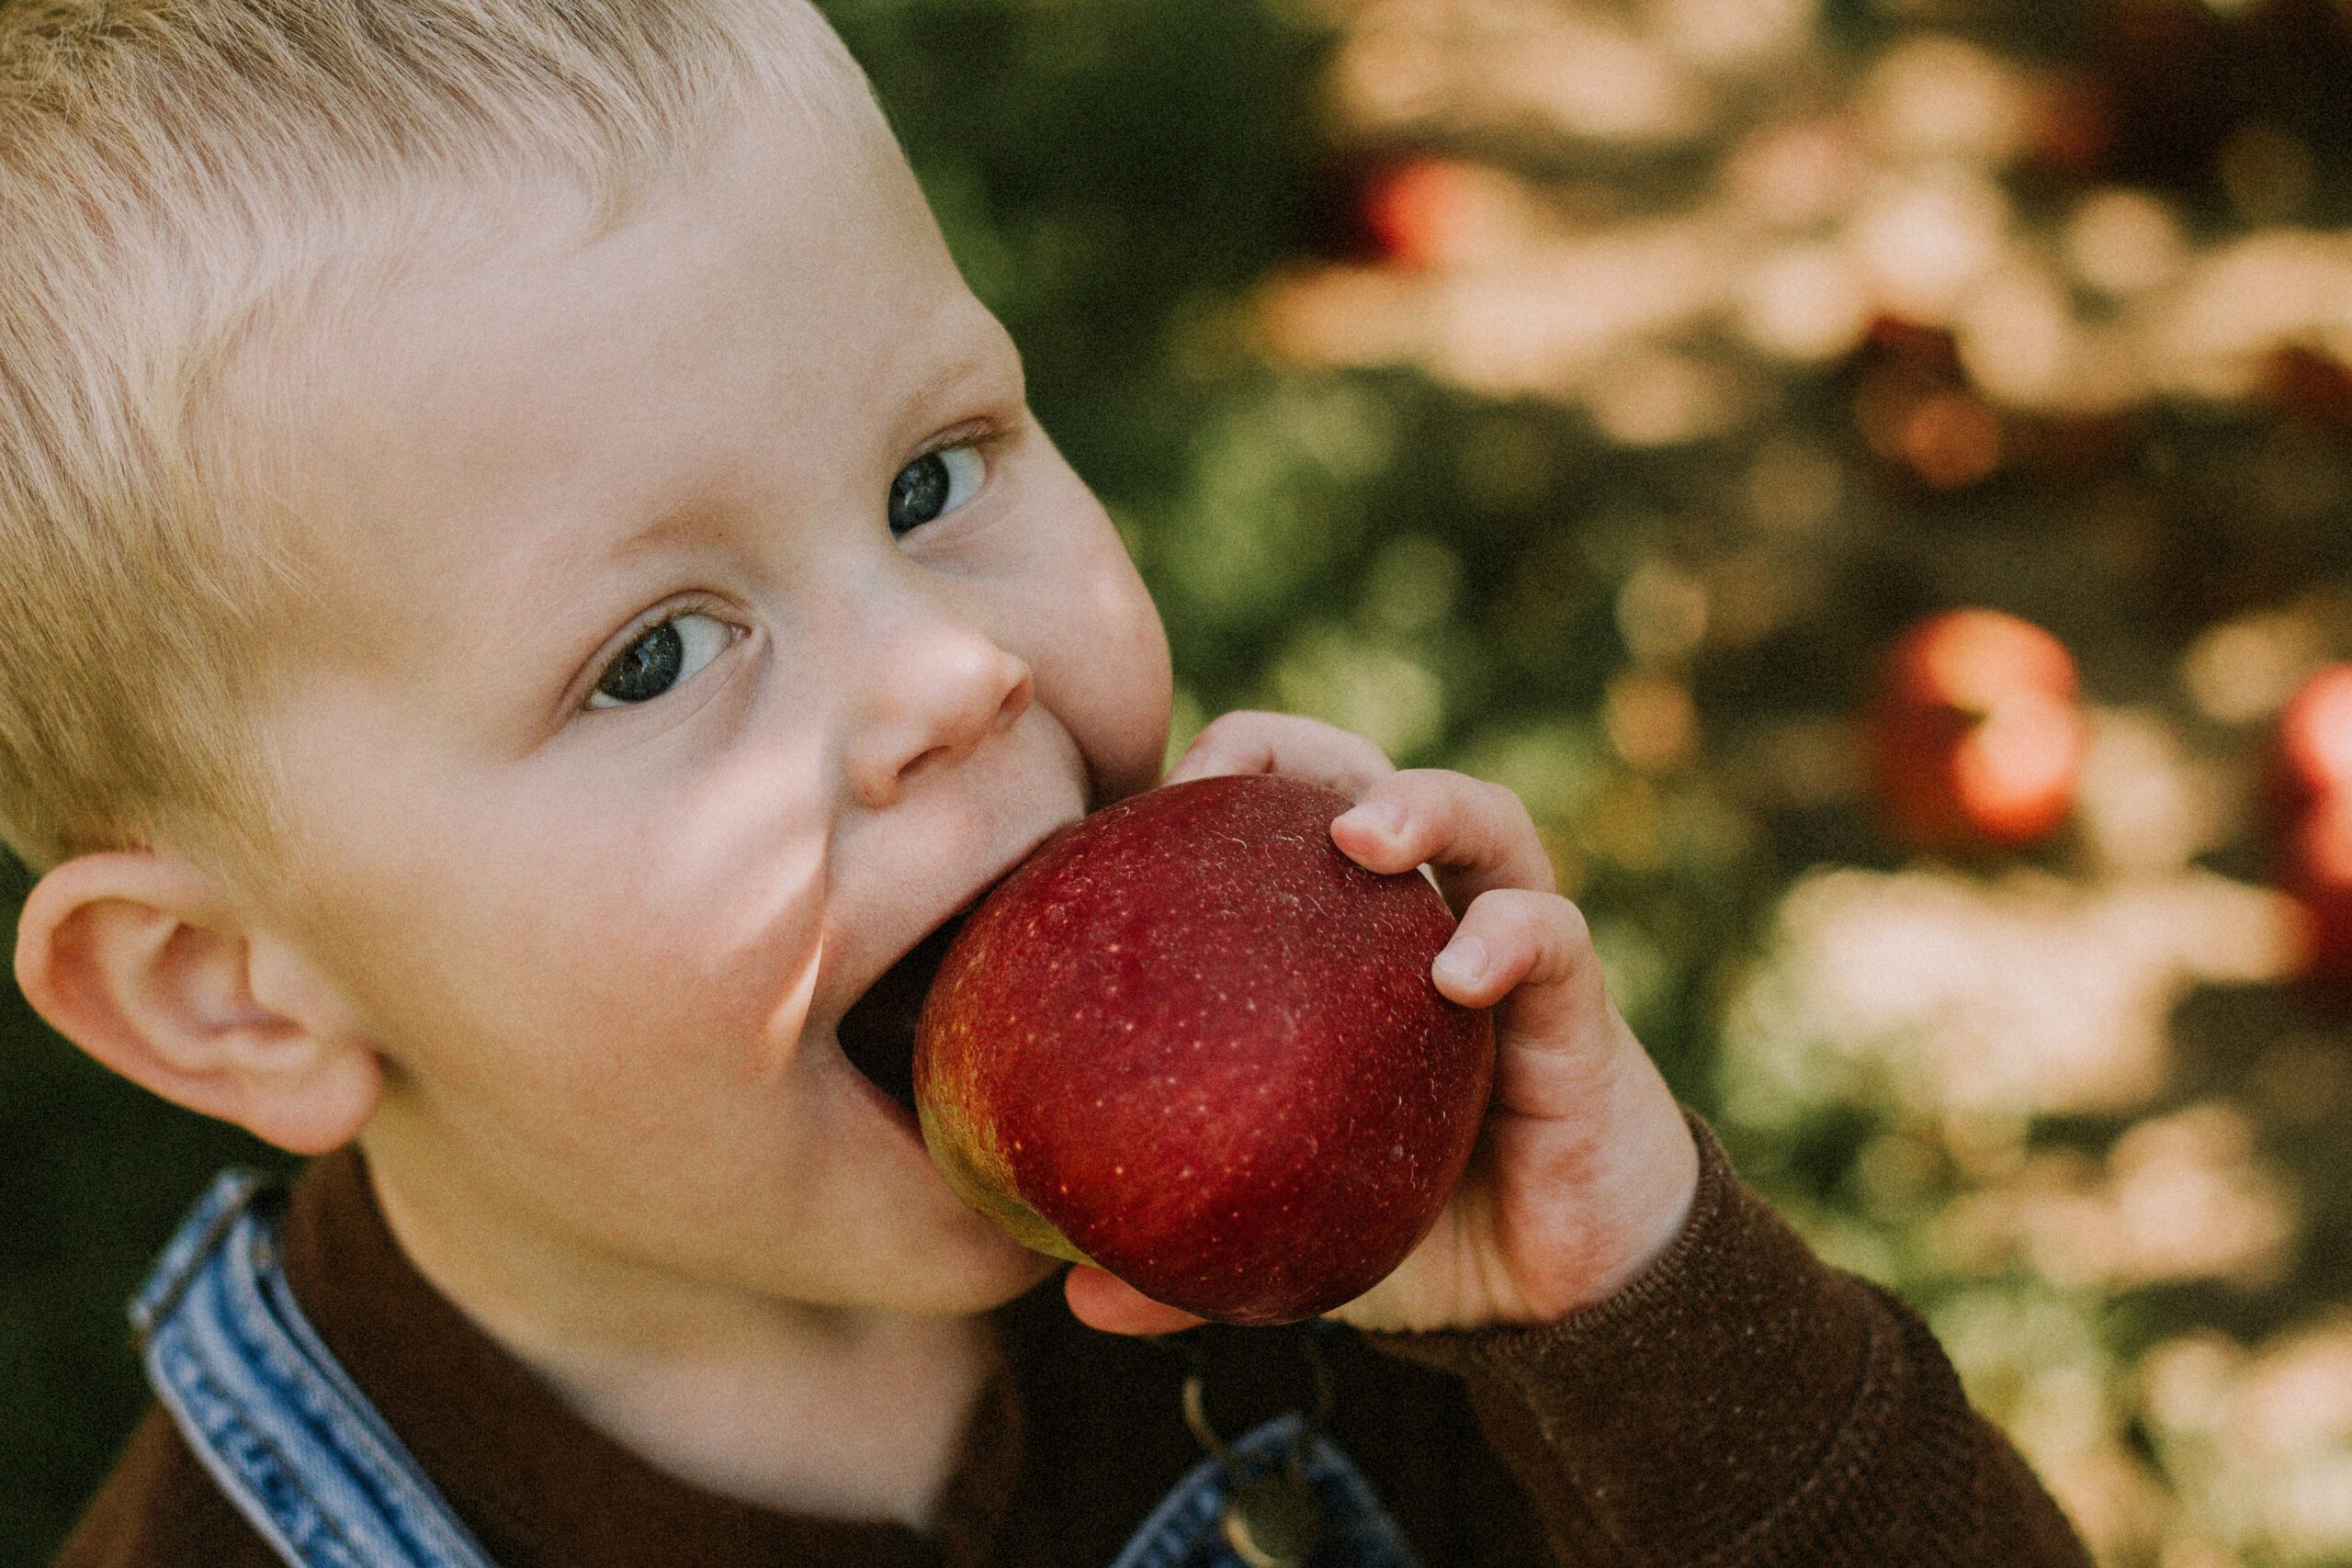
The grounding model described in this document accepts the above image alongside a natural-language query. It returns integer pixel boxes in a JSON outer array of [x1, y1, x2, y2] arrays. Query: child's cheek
[[1037, 554, 1170, 805], [540, 829, 829, 1078]]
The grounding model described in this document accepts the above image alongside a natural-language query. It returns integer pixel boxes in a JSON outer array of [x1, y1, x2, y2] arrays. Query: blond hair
[[0, 0, 879, 877]]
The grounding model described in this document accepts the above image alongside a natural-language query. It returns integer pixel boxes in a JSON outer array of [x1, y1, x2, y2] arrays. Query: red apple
[[1360, 157, 1500, 271], [912, 773, 1494, 1325], [2283, 795, 2352, 998], [1866, 609, 2086, 852], [2275, 663, 2352, 812], [2267, 663, 2352, 998]]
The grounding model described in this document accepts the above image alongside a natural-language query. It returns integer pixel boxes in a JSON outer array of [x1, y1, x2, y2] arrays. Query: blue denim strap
[[131, 1169, 499, 1568], [1107, 1411, 1424, 1568]]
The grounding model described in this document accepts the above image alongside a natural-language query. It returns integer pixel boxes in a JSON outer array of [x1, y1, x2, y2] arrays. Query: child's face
[[243, 96, 1171, 1314]]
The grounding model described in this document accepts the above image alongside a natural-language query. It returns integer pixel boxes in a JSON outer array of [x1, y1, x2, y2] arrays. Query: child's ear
[[12, 851, 380, 1155]]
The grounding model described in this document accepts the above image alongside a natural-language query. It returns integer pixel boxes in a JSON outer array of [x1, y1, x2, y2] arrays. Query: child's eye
[[586, 611, 732, 710], [888, 443, 987, 536]]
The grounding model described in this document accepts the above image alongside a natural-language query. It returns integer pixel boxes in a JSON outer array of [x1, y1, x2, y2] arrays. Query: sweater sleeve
[[50, 1405, 279, 1568], [1360, 1112, 2093, 1568]]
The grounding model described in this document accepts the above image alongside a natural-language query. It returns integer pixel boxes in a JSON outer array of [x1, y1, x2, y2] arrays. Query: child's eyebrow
[[525, 318, 1028, 604], [582, 344, 1018, 570], [897, 317, 1029, 426], [594, 492, 737, 569]]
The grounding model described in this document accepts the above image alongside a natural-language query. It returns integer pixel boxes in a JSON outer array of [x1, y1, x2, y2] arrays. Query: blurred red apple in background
[[2265, 665, 2352, 999], [1866, 609, 2087, 853], [913, 773, 1494, 1325], [2283, 795, 2352, 998], [1359, 156, 1511, 271], [2274, 663, 2352, 812]]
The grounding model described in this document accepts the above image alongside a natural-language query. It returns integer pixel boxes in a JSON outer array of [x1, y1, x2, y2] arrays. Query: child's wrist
[[1572, 1100, 1703, 1311], [1538, 1074, 1704, 1320]]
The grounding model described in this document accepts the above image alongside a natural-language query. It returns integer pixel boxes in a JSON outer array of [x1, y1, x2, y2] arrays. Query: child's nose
[[843, 606, 1034, 809]]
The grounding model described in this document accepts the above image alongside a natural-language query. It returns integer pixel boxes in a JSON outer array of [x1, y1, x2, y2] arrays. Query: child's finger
[[1063, 1264, 1210, 1336], [1436, 886, 1664, 1129], [1163, 710, 1394, 797], [1434, 889, 1615, 1078], [1331, 770, 1555, 904]]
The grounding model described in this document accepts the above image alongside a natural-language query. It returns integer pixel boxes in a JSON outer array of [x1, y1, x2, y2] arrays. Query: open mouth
[[836, 821, 1071, 1120], [835, 905, 976, 1118]]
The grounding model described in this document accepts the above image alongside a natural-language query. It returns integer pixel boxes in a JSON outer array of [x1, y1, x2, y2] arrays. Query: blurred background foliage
[[9, 0, 2352, 1561]]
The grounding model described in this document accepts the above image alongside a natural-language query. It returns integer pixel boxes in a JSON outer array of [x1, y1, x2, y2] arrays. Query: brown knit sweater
[[54, 1116, 2090, 1568]]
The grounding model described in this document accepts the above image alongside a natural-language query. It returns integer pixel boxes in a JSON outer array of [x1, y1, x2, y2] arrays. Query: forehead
[[246, 96, 994, 661]]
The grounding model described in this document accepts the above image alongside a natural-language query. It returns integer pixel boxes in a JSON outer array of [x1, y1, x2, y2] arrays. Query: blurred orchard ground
[[8, 0, 2352, 1561]]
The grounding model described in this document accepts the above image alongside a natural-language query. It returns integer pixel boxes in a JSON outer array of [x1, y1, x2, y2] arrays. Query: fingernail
[[1341, 800, 1404, 837], [1433, 938, 1487, 988]]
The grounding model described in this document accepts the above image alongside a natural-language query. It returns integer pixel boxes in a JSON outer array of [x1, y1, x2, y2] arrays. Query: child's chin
[[931, 1227, 1064, 1313], [955, 1232, 1068, 1306]]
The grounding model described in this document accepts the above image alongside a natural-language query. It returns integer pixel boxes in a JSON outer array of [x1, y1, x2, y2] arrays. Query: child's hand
[[1065, 711, 1701, 1337]]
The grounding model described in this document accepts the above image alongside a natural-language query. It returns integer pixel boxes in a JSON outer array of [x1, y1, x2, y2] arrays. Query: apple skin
[[2283, 796, 2352, 998], [1866, 609, 2086, 853], [2269, 664, 2352, 819], [912, 773, 1495, 1326], [1360, 157, 1497, 271], [2267, 669, 2352, 998]]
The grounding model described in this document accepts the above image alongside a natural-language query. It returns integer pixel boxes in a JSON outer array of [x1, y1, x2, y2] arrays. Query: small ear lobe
[[13, 851, 380, 1154]]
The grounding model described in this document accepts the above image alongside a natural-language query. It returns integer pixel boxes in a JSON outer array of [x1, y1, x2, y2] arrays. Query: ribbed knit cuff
[[1360, 1111, 2089, 1567]]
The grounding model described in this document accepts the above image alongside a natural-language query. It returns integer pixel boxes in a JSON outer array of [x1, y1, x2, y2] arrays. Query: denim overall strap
[[130, 1169, 499, 1568], [1107, 1412, 1424, 1568]]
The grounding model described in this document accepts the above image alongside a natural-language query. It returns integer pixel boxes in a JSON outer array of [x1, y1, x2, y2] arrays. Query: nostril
[[851, 637, 1033, 806], [899, 744, 951, 786], [997, 668, 1034, 730]]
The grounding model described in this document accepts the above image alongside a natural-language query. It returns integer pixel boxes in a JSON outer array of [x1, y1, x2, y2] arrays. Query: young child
[[1, 3, 2091, 1564]]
